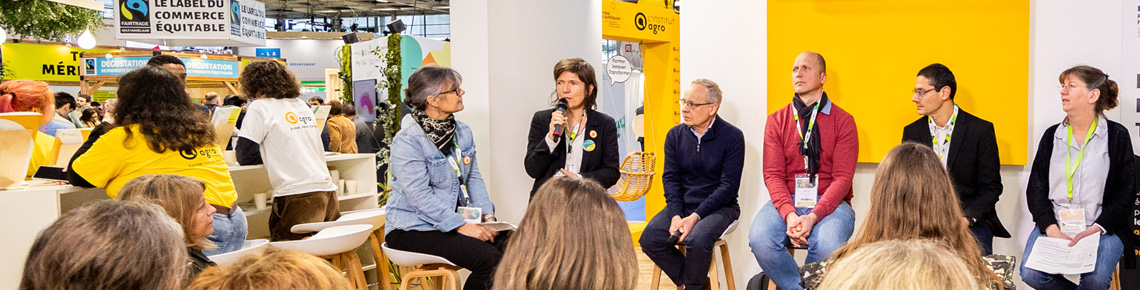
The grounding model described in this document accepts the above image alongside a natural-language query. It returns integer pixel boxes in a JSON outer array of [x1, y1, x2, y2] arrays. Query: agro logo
[[180, 149, 198, 160], [285, 112, 298, 124], [635, 12, 647, 30], [120, 0, 149, 22]]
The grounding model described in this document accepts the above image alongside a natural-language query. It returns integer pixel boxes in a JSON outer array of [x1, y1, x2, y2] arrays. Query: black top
[[188, 247, 216, 279], [524, 108, 620, 197], [662, 116, 745, 218], [1027, 120, 1135, 267], [903, 109, 1010, 238]]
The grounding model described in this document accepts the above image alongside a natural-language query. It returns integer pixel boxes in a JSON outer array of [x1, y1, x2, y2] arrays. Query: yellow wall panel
[[767, 0, 1029, 165]]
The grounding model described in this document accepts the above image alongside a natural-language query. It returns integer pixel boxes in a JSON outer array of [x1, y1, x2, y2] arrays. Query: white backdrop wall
[[450, 0, 603, 223]]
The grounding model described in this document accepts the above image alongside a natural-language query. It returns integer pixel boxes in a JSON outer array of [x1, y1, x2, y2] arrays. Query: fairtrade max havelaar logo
[[119, 0, 151, 33]]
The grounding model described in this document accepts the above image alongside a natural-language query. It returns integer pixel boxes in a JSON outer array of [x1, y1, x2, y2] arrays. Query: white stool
[[292, 209, 391, 289], [650, 220, 740, 290], [382, 242, 462, 290], [271, 224, 374, 290], [206, 239, 269, 266]]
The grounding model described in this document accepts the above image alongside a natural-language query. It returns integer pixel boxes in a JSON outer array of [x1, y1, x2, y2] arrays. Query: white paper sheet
[[1024, 233, 1100, 274], [478, 221, 518, 232]]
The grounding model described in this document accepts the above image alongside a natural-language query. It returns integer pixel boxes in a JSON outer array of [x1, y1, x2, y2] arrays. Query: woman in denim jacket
[[385, 66, 507, 290]]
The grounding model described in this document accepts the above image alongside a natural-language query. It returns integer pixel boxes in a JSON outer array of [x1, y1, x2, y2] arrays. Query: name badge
[[458, 206, 482, 223], [1058, 208, 1086, 236], [794, 173, 818, 208]]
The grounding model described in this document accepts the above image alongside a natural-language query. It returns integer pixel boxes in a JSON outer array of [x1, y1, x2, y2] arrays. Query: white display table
[[0, 153, 379, 289]]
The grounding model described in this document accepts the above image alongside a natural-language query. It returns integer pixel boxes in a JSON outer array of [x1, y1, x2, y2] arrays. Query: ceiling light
[[77, 29, 97, 49]]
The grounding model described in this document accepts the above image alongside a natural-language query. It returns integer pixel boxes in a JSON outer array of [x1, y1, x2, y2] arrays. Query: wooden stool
[[292, 209, 391, 289], [323, 251, 369, 289], [649, 221, 739, 290], [270, 224, 375, 290], [1110, 264, 1120, 290], [766, 244, 808, 290], [382, 242, 462, 290]]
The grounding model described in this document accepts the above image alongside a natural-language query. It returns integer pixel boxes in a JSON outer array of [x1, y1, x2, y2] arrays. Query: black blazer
[[903, 109, 1010, 238], [525, 108, 621, 197]]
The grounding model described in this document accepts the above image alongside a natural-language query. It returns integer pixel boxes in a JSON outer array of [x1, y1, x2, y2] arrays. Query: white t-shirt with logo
[[239, 98, 337, 197]]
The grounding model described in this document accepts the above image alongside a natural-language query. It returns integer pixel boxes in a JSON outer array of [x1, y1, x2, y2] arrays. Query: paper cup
[[223, 150, 236, 166], [345, 180, 358, 195], [336, 179, 346, 196], [328, 169, 340, 185], [253, 193, 267, 210]]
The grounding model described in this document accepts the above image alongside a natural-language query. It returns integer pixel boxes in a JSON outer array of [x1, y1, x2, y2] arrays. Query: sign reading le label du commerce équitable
[[115, 0, 266, 47]]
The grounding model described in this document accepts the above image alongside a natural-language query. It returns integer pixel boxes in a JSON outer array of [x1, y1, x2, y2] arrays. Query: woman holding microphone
[[524, 57, 620, 198]]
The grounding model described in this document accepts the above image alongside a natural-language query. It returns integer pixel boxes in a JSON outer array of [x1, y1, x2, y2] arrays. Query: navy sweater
[[662, 116, 745, 218]]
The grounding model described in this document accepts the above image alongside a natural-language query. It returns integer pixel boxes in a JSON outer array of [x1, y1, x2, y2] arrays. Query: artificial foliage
[[373, 32, 402, 197], [335, 44, 353, 105], [0, 0, 104, 42]]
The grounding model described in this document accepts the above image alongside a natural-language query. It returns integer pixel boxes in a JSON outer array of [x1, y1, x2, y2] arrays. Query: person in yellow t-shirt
[[68, 66, 246, 256], [0, 80, 59, 179]]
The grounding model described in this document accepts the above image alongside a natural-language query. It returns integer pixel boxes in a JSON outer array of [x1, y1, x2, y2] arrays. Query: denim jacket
[[385, 114, 494, 234]]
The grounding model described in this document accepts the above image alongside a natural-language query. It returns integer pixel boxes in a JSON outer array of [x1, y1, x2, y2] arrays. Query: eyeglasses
[[912, 87, 939, 97], [1058, 84, 1087, 93], [679, 99, 715, 108], [439, 87, 465, 97]]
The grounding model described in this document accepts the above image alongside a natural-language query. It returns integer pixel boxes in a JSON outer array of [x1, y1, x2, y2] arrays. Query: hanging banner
[[84, 56, 239, 78], [0, 43, 116, 82], [115, 0, 266, 47], [1118, 1, 1140, 289]]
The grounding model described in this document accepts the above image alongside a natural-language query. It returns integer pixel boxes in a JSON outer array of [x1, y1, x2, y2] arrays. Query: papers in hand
[[477, 221, 517, 232], [1024, 233, 1100, 275]]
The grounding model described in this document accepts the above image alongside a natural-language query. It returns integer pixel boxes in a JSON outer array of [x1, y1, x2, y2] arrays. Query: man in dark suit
[[902, 63, 1010, 255]]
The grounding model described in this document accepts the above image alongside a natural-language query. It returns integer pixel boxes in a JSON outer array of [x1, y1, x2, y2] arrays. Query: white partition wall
[[451, 0, 603, 223]]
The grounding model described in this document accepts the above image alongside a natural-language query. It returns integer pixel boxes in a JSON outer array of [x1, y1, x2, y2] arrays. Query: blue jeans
[[202, 206, 249, 256], [640, 206, 740, 289], [1020, 228, 1123, 290], [748, 201, 854, 290]]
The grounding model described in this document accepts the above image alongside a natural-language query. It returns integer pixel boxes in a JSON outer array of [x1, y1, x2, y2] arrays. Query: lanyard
[[794, 102, 820, 171], [565, 111, 588, 155], [927, 105, 959, 163], [446, 137, 471, 206], [1065, 118, 1097, 200]]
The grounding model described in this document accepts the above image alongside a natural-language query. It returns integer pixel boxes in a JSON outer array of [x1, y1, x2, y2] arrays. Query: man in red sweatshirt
[[748, 51, 858, 290]]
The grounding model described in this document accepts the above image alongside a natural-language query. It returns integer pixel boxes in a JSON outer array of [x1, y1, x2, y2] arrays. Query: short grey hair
[[691, 78, 722, 104], [405, 65, 463, 111]]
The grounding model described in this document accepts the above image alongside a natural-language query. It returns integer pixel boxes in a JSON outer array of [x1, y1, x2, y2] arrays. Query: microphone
[[666, 230, 682, 245], [551, 98, 569, 138]]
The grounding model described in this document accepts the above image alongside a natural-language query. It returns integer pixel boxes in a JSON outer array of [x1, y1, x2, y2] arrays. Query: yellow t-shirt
[[71, 125, 237, 207], [26, 131, 57, 179]]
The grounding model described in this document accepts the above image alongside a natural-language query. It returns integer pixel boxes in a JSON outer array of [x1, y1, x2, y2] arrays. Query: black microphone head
[[555, 98, 568, 110]]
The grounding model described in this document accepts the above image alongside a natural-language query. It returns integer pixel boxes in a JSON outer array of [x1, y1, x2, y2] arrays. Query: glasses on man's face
[[439, 87, 465, 97], [912, 87, 938, 97], [679, 99, 714, 108], [1058, 84, 1087, 93]]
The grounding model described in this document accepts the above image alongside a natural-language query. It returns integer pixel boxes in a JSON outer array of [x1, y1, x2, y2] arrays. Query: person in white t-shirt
[[235, 61, 339, 241]]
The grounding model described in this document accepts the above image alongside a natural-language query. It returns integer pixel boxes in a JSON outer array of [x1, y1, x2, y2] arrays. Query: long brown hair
[[20, 200, 188, 290], [492, 177, 637, 290], [114, 66, 216, 153], [820, 240, 982, 290], [117, 174, 215, 249], [830, 142, 998, 288]]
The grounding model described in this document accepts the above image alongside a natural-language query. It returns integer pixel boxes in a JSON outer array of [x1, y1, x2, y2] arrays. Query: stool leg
[[369, 232, 393, 290], [1111, 264, 1121, 290], [399, 271, 418, 290], [651, 265, 662, 289], [720, 243, 735, 290], [708, 257, 720, 290], [346, 252, 368, 290]]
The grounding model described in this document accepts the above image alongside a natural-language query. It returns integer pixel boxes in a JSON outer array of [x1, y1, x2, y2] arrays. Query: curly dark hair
[[240, 61, 300, 99], [114, 66, 215, 153]]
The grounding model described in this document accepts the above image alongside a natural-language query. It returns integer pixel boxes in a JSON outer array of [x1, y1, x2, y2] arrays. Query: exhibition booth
[[4, 0, 1140, 289]]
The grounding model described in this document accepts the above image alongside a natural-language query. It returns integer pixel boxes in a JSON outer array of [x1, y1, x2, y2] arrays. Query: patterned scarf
[[792, 92, 829, 178], [412, 109, 456, 154]]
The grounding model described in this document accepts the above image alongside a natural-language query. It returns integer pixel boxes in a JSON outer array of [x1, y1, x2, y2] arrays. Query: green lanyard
[[565, 111, 587, 155], [927, 105, 959, 162], [446, 137, 471, 206], [1065, 118, 1097, 200], [793, 102, 820, 171]]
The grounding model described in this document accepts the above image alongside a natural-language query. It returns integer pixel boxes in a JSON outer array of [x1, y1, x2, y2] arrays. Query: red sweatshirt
[[763, 100, 858, 220]]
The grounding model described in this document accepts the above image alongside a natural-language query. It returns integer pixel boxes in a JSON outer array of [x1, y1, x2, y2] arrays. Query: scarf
[[792, 92, 829, 178], [412, 109, 456, 154]]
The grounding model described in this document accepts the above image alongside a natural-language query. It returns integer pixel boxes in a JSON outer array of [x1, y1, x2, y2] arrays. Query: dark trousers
[[386, 229, 511, 290], [970, 221, 995, 255], [640, 206, 739, 290], [269, 191, 340, 241]]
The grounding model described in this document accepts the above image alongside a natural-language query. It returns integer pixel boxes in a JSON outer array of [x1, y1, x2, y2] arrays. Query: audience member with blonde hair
[[492, 177, 637, 290], [117, 174, 218, 278], [20, 200, 188, 290], [818, 239, 982, 290], [800, 142, 1004, 289], [186, 250, 351, 290]]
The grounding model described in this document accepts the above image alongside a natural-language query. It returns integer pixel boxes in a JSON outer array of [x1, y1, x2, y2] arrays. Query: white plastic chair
[[291, 208, 390, 289], [206, 239, 269, 266], [270, 224, 373, 289], [382, 242, 462, 290]]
